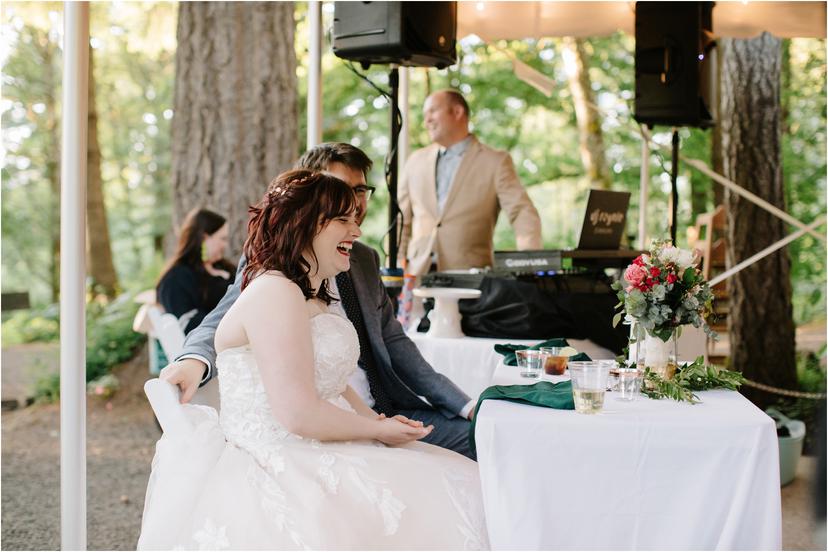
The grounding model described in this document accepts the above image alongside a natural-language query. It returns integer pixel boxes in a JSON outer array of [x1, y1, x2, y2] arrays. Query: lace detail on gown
[[218, 313, 359, 451], [138, 313, 489, 550]]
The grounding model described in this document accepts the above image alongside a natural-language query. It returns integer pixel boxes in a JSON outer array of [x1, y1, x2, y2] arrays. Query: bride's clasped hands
[[375, 413, 434, 446]]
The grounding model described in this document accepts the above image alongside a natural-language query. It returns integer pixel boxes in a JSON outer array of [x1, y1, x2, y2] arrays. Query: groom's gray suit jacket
[[179, 241, 471, 419]]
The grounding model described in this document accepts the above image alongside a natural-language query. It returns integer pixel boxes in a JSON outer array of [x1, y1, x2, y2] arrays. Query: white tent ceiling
[[458, 1, 827, 41]]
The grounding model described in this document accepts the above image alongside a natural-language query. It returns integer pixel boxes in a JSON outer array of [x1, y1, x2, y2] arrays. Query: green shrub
[[1, 304, 60, 345], [30, 290, 147, 402], [33, 372, 60, 404], [85, 291, 146, 383]]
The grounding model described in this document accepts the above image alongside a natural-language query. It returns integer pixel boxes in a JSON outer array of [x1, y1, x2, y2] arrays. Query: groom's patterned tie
[[335, 272, 395, 416]]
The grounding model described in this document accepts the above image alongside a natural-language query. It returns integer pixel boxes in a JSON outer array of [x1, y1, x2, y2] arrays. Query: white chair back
[[144, 305, 221, 412], [144, 378, 195, 439], [147, 306, 186, 359]]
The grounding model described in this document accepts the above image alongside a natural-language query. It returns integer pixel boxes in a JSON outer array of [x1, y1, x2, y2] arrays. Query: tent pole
[[60, 2, 89, 549], [307, 0, 323, 148], [638, 124, 649, 249]]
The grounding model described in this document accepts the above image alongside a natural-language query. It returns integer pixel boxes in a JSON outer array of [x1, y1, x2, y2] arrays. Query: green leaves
[[682, 267, 697, 286], [642, 372, 700, 403], [641, 357, 745, 403]]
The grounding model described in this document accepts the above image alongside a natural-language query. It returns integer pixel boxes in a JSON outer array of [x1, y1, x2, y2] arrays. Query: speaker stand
[[387, 66, 401, 270], [670, 129, 680, 245]]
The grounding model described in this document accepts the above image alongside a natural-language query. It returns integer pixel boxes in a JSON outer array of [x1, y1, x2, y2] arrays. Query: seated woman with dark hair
[[156, 208, 236, 334], [139, 170, 488, 550]]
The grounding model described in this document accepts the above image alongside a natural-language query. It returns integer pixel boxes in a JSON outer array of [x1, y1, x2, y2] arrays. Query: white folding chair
[[144, 305, 221, 412], [143, 378, 195, 439]]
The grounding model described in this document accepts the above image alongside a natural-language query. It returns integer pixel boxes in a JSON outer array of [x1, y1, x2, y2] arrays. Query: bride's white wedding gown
[[138, 313, 489, 550]]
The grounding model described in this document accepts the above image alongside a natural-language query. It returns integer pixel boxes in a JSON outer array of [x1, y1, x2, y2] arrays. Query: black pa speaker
[[332, 1, 457, 69], [634, 2, 716, 128]]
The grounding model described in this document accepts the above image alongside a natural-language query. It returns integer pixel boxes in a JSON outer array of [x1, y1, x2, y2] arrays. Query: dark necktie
[[335, 272, 395, 416]]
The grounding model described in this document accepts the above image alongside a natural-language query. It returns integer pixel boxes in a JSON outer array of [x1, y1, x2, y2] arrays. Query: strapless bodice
[[215, 313, 360, 452]]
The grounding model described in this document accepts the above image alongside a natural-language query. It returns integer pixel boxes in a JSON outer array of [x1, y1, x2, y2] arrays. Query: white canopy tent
[[457, 1, 826, 40], [58, 2, 825, 548]]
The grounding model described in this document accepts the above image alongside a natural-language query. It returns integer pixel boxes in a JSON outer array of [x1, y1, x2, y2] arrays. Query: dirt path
[[1, 348, 160, 550]]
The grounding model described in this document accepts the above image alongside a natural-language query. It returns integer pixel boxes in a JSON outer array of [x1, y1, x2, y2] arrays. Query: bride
[[138, 170, 489, 550]]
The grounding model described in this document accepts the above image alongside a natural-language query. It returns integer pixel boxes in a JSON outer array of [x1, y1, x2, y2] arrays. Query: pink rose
[[624, 264, 648, 288]]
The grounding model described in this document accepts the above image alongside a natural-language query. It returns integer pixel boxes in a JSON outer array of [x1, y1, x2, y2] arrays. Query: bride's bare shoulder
[[240, 272, 304, 303]]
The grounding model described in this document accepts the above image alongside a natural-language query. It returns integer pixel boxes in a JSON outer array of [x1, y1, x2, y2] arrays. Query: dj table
[[419, 249, 645, 354]]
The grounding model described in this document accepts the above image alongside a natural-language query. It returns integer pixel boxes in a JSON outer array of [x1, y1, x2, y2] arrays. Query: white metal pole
[[60, 2, 88, 549], [398, 66, 410, 172], [638, 126, 649, 249], [307, 0, 323, 149]]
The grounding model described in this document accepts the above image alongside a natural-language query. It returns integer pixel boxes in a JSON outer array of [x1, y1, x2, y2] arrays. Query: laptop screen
[[576, 189, 631, 250]]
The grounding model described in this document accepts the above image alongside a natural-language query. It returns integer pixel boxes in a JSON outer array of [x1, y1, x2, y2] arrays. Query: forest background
[[1, 2, 825, 410]]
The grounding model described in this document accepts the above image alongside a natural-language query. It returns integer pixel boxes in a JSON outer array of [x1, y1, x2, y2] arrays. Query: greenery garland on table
[[633, 356, 746, 404]]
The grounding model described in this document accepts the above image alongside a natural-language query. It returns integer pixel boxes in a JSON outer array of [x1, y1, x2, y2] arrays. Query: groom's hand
[[160, 358, 206, 404]]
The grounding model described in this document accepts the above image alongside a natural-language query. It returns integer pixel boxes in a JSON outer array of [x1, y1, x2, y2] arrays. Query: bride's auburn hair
[[242, 169, 359, 303]]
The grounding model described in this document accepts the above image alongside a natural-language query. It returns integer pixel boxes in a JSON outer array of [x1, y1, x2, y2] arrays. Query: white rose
[[659, 246, 679, 265], [676, 248, 697, 269]]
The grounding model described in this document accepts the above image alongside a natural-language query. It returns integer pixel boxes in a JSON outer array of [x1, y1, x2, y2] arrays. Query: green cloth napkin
[[494, 338, 593, 366], [469, 381, 575, 457]]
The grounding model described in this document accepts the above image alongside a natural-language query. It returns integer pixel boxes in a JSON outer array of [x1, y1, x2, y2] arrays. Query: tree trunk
[[717, 34, 797, 409], [86, 44, 119, 298], [561, 37, 610, 189], [41, 35, 61, 303], [171, 1, 298, 259]]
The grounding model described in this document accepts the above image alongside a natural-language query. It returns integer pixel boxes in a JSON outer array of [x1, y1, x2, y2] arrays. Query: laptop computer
[[576, 189, 631, 250]]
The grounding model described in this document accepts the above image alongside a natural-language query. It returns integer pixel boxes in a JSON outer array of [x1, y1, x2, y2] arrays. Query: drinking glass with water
[[568, 361, 610, 414], [516, 349, 545, 379]]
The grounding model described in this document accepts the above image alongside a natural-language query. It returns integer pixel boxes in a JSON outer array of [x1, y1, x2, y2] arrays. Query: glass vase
[[633, 324, 678, 380]]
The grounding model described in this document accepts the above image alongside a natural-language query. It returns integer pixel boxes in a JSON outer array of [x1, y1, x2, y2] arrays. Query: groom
[[161, 142, 476, 459]]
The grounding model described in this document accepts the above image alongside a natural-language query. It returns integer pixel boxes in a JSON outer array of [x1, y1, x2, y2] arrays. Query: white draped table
[[475, 363, 782, 550], [406, 331, 616, 400]]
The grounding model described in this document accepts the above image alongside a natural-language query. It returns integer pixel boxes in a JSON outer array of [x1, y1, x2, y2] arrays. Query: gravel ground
[[2, 348, 160, 550]]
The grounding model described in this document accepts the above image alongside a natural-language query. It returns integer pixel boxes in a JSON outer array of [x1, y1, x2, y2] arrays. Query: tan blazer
[[399, 135, 542, 276]]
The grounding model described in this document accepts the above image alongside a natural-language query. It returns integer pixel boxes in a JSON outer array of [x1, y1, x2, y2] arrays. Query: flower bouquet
[[612, 241, 716, 379]]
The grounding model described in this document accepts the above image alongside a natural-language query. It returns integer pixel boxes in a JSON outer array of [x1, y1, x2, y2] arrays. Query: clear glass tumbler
[[516, 349, 545, 379], [569, 361, 610, 414]]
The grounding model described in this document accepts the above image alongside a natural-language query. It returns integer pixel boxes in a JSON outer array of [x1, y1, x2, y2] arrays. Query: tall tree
[[0, 22, 63, 302], [561, 37, 610, 189], [86, 44, 119, 297], [170, 1, 298, 259], [717, 33, 796, 408]]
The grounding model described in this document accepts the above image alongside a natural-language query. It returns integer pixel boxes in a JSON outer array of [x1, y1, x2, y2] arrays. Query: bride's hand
[[376, 413, 424, 429], [375, 417, 433, 446]]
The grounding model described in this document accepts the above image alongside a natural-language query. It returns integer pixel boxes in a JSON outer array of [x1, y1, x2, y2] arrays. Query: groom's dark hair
[[295, 143, 373, 176]]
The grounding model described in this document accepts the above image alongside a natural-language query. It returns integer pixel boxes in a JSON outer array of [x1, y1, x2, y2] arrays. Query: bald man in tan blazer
[[399, 90, 542, 276]]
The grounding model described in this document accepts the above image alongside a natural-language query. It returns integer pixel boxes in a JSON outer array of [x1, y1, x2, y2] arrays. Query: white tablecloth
[[476, 363, 782, 550], [407, 331, 616, 400]]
